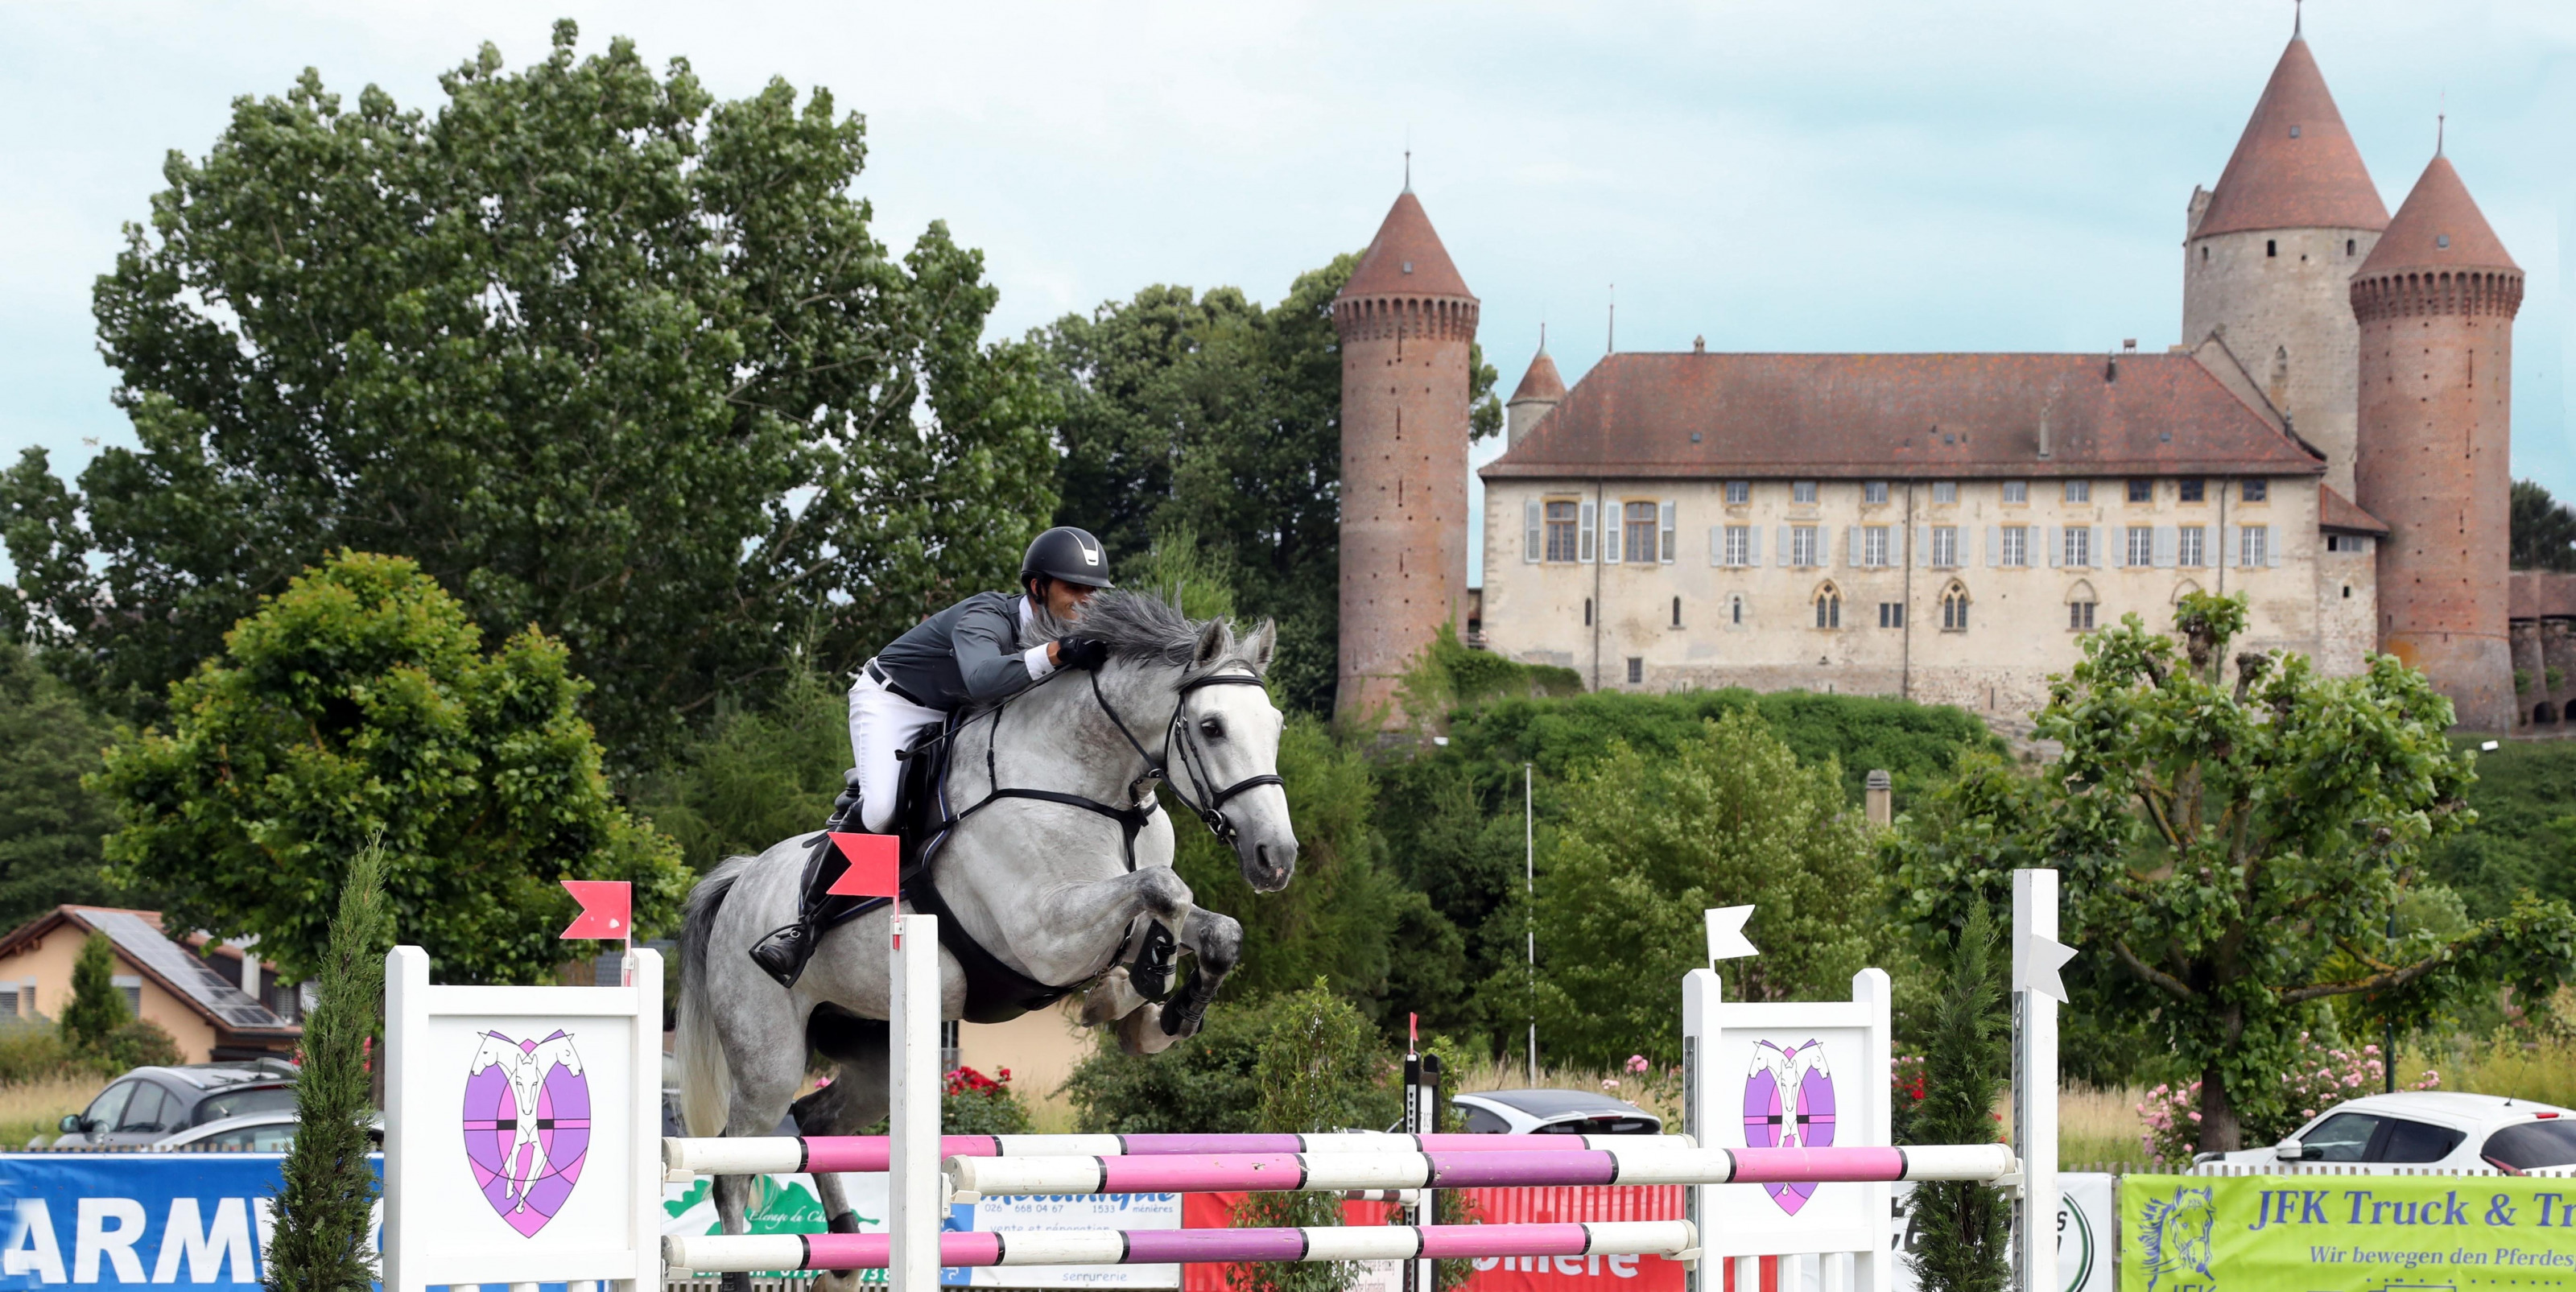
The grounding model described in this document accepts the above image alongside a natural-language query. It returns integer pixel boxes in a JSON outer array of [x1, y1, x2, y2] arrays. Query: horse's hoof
[[722, 1272, 753, 1292]]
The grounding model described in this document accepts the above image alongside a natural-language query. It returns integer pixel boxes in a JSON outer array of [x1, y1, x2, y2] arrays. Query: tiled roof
[[2193, 37, 2388, 238], [0, 906, 295, 1035], [2511, 571, 2576, 621], [1338, 190, 1474, 302], [1509, 349, 1567, 403], [2357, 153, 2517, 276], [1478, 351, 2326, 481], [2318, 485, 2388, 535]]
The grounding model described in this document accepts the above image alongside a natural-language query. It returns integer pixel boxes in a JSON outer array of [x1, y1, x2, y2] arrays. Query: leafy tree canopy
[[0, 637, 119, 928], [1533, 710, 1880, 1067], [1887, 592, 2576, 1151], [2, 21, 1058, 766], [95, 551, 689, 984], [1031, 266, 1501, 717], [2511, 480, 2576, 572]]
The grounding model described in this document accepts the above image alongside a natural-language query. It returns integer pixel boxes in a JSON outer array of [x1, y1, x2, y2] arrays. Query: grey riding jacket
[[870, 591, 1054, 712]]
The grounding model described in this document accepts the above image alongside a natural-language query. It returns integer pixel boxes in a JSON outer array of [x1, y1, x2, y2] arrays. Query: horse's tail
[[676, 856, 752, 1138]]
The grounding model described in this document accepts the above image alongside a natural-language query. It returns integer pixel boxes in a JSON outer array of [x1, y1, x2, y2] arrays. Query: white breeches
[[847, 666, 950, 835]]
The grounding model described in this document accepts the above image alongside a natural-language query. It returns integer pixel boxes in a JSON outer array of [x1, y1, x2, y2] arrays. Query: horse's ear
[[1245, 619, 1277, 673], [1192, 618, 1229, 669]]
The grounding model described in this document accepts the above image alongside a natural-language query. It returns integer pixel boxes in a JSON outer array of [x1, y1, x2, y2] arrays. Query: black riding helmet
[[1022, 526, 1115, 590]]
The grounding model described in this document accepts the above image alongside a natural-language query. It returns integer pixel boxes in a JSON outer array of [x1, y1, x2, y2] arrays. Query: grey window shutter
[[2047, 526, 2062, 568], [1604, 504, 1622, 563], [1747, 526, 1762, 565], [1914, 525, 1930, 567], [1776, 526, 1790, 567], [2154, 526, 2176, 568], [2265, 526, 2281, 568], [1845, 526, 1861, 568], [1709, 526, 1724, 565], [1986, 526, 2001, 568], [2223, 525, 2240, 568], [1661, 501, 1678, 563], [2112, 528, 2127, 569], [1579, 501, 1596, 563], [1525, 500, 1542, 563], [2091, 526, 2107, 568]]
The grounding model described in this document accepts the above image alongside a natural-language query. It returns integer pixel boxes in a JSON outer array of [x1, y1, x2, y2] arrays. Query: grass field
[[0, 1074, 99, 1148]]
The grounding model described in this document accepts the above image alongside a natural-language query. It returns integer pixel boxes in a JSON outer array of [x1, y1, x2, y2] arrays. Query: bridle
[[1087, 667, 1284, 848]]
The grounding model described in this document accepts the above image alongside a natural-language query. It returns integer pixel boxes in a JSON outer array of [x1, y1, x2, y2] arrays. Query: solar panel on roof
[[81, 910, 291, 1030]]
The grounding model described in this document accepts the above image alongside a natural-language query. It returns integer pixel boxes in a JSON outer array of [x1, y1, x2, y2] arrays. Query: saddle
[[803, 718, 1170, 1024]]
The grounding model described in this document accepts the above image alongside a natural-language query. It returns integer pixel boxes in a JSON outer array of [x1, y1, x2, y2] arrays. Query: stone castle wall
[[2182, 225, 2380, 495]]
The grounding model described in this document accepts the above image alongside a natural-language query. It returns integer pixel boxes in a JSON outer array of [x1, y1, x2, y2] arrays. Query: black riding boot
[[749, 772, 868, 989]]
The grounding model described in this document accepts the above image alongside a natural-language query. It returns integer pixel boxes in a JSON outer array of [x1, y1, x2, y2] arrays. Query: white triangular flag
[[2015, 932, 2078, 1004], [1705, 906, 1758, 964]]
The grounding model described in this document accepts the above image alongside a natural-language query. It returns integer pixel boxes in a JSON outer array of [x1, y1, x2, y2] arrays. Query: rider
[[747, 526, 1118, 987]]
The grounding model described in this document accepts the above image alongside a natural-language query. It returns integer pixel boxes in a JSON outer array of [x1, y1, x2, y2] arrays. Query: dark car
[[1450, 1088, 1664, 1136], [57, 1061, 300, 1146]]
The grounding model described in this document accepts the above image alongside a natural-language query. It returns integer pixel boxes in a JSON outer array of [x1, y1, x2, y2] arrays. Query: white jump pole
[[2010, 870, 2073, 1292], [890, 912, 943, 1291]]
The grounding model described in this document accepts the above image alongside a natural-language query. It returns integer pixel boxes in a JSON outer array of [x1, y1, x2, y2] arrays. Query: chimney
[[2037, 410, 2052, 460], [2122, 338, 2138, 353], [1864, 770, 1893, 828]]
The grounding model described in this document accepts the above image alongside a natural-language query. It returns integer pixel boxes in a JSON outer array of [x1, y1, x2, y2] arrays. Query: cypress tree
[[267, 841, 391, 1292], [59, 932, 131, 1052], [1905, 902, 2010, 1292]]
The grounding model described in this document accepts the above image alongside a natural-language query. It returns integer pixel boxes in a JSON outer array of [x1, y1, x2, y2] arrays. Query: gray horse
[[675, 592, 1297, 1286]]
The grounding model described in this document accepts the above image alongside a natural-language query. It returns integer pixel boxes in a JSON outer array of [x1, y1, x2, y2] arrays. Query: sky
[[2, 1, 2568, 588]]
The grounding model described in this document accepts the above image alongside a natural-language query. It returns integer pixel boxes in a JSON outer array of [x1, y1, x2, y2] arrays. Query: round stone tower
[[1332, 187, 1478, 724], [2352, 148, 2523, 732], [1505, 339, 1566, 448], [2180, 25, 2388, 496]]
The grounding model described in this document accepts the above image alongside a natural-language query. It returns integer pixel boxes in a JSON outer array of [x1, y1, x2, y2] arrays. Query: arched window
[[2171, 579, 2204, 605], [1813, 582, 1843, 629], [1671, 596, 1682, 629], [1940, 582, 1970, 632], [2066, 580, 2098, 632], [1727, 593, 1747, 629]]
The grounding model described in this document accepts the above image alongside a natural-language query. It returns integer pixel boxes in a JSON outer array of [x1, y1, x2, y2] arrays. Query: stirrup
[[749, 922, 817, 989]]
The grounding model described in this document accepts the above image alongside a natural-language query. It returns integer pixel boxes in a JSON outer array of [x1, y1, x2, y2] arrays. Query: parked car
[[1448, 1088, 1663, 1136], [56, 1060, 299, 1146], [149, 1108, 384, 1152], [2196, 1092, 2576, 1174]]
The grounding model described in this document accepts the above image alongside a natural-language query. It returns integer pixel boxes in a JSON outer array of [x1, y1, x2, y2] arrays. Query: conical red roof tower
[[2351, 146, 2522, 732], [2194, 34, 2388, 237]]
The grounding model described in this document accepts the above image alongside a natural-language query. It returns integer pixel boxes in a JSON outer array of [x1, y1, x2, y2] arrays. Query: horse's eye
[[1199, 716, 1224, 739]]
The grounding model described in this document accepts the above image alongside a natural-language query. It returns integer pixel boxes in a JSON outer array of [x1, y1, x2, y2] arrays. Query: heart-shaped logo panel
[[462, 1029, 591, 1237], [1742, 1038, 1836, 1215]]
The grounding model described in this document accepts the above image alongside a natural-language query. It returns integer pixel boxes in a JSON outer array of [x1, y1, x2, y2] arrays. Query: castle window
[[2238, 524, 2271, 568], [1932, 526, 1959, 568], [2064, 480, 2091, 503], [2202, 246, 2210, 263], [1671, 596, 1682, 629], [1791, 526, 1821, 568], [2326, 534, 2371, 554], [1864, 481, 1889, 506], [2178, 478, 2206, 503], [1813, 584, 1842, 629], [1726, 480, 1751, 506], [1623, 502, 1659, 563], [2002, 481, 2029, 505], [2062, 526, 2092, 568], [1583, 597, 1592, 626], [2126, 526, 2154, 568], [2437, 234, 2450, 250], [2240, 479, 2268, 502], [2347, 238, 2356, 256], [2178, 526, 2207, 568], [1721, 525, 1752, 567], [1626, 657, 1644, 685], [1941, 583, 1970, 631], [2266, 239, 2277, 258], [2289, 125, 2301, 138], [1862, 526, 1891, 568], [2068, 599, 2096, 632], [2000, 526, 2029, 568], [1729, 594, 1746, 627], [1545, 501, 1579, 562], [2127, 479, 2153, 503], [1792, 481, 1818, 505], [1932, 481, 1958, 505], [1877, 602, 1904, 629]]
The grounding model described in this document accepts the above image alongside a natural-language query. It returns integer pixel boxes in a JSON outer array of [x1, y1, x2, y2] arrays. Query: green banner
[[2119, 1173, 2576, 1292]]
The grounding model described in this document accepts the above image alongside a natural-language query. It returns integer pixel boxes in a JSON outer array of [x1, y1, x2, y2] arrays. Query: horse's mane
[[1046, 588, 1232, 669]]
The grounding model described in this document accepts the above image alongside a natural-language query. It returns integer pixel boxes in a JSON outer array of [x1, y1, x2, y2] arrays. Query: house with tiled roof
[[0, 906, 303, 1063], [1446, 20, 2527, 730]]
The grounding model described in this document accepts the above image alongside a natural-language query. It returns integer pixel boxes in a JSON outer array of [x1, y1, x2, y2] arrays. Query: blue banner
[[0, 1153, 379, 1290]]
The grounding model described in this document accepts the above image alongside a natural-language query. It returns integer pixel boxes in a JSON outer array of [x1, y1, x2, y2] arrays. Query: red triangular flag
[[560, 880, 633, 939], [826, 832, 902, 898]]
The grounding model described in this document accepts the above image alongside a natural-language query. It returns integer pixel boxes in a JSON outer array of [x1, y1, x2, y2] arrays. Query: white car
[[1448, 1089, 1663, 1136], [2198, 1092, 2576, 1174]]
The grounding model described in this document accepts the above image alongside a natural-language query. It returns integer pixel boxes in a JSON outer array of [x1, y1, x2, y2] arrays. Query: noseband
[[1088, 667, 1283, 848]]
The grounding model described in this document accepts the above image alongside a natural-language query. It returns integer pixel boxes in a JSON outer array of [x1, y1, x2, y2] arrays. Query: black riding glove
[[1055, 636, 1110, 671]]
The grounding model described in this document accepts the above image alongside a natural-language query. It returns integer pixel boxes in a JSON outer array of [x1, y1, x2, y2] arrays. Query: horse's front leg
[[1157, 905, 1242, 1040]]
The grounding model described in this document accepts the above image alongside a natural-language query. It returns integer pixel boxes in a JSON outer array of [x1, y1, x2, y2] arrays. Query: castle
[[1332, 24, 2534, 733]]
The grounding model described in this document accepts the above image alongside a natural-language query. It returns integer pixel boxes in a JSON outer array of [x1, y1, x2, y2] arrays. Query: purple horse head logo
[[1741, 1039, 1836, 1215], [463, 1029, 591, 1237]]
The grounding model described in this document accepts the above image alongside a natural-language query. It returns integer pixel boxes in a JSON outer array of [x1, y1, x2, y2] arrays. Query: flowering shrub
[[943, 1064, 1034, 1135], [2139, 1037, 2438, 1162]]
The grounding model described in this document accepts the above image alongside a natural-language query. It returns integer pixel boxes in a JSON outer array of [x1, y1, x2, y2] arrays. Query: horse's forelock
[[1044, 588, 1238, 671]]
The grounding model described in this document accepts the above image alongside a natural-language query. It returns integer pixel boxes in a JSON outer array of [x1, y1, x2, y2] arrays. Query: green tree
[[2511, 480, 2576, 572], [0, 638, 118, 927], [60, 933, 131, 1052], [1893, 593, 2576, 1151], [1534, 711, 1879, 1067], [634, 665, 850, 872], [1033, 266, 1501, 716], [1227, 982, 1386, 1292], [1, 21, 1058, 765], [94, 551, 688, 984], [267, 840, 391, 1292], [1900, 904, 2008, 1292]]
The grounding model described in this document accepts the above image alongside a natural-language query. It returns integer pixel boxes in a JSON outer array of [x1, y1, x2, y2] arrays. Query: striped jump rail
[[663, 1220, 1698, 1273], [661, 1130, 1694, 1180], [945, 1143, 2018, 1199]]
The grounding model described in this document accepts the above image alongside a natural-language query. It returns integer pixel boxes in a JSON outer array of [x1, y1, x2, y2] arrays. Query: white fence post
[[2013, 870, 2066, 1292], [889, 913, 943, 1290]]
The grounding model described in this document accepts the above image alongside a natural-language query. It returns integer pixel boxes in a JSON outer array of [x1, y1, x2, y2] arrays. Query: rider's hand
[[1055, 636, 1109, 671]]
